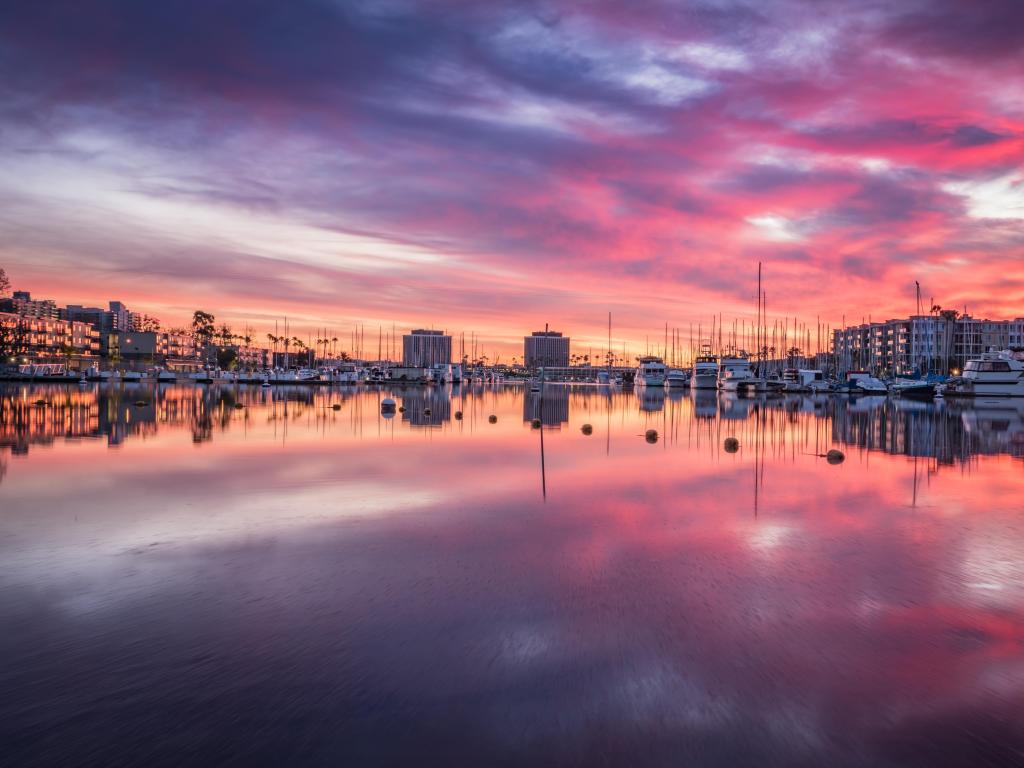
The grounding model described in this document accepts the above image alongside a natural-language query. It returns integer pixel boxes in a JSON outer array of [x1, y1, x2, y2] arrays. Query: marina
[[2, 381, 1022, 765]]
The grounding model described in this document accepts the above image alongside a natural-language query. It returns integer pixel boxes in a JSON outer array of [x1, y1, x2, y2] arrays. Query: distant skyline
[[1, 1, 1022, 358]]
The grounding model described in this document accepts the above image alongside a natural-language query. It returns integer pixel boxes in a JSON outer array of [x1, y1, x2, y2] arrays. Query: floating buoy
[[331, 403, 341, 411], [645, 429, 658, 444], [454, 410, 463, 420], [826, 449, 845, 465], [424, 407, 432, 416], [381, 397, 396, 412], [531, 418, 542, 429], [234, 402, 244, 409], [488, 414, 497, 424], [724, 437, 740, 453], [581, 423, 593, 435], [398, 406, 405, 412], [34, 399, 47, 407]]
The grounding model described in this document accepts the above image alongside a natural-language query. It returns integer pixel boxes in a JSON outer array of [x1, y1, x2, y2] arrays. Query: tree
[[0, 267, 10, 297], [217, 323, 233, 346], [192, 311, 216, 346], [216, 347, 238, 370]]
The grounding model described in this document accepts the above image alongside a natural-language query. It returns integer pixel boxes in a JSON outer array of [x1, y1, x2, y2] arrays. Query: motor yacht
[[634, 356, 667, 387], [940, 350, 1024, 397], [718, 355, 754, 391], [690, 347, 719, 390]]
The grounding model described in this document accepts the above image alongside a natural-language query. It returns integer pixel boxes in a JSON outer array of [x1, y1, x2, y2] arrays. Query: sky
[[1, 0, 1023, 360]]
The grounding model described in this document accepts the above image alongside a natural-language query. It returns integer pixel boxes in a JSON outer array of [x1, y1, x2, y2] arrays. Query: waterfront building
[[0, 291, 60, 320], [524, 328, 570, 368], [0, 312, 100, 365], [111, 331, 200, 367], [833, 315, 1024, 376], [402, 329, 451, 367]]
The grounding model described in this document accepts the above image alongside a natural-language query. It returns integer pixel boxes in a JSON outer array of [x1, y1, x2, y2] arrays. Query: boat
[[940, 350, 1024, 398], [782, 368, 830, 393], [837, 370, 888, 395], [634, 356, 667, 387], [664, 369, 689, 388], [888, 378, 936, 399], [690, 346, 719, 390], [718, 354, 754, 391]]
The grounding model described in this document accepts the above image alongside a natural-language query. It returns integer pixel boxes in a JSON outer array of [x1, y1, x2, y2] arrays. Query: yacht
[[634, 356, 667, 387], [718, 355, 754, 391], [690, 347, 719, 390], [664, 369, 689, 388], [940, 350, 1024, 397]]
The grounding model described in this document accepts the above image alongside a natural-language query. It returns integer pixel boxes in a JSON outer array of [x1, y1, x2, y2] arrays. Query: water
[[1, 383, 1022, 767]]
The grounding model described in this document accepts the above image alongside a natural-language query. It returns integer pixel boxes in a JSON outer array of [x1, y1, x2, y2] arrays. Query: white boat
[[782, 368, 830, 393], [664, 369, 689, 388], [941, 350, 1024, 397], [690, 347, 719, 390], [718, 355, 754, 391], [840, 370, 888, 395], [634, 356, 667, 387]]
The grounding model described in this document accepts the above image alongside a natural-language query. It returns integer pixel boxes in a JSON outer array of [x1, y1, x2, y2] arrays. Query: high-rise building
[[0, 291, 59, 320], [524, 328, 569, 368], [402, 329, 451, 367]]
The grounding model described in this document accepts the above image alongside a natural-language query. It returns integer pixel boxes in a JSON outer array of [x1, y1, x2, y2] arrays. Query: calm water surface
[[1, 383, 1023, 766]]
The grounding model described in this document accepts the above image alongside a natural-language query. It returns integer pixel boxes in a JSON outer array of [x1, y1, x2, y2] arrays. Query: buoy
[[381, 397, 396, 411], [398, 406, 405, 412], [424, 407, 432, 416], [234, 402, 244, 409], [531, 418, 542, 429], [724, 437, 740, 453], [826, 449, 845, 465], [134, 400, 148, 407], [454, 410, 463, 420], [645, 429, 658, 444], [332, 403, 341, 411], [581, 423, 593, 435], [488, 414, 497, 424]]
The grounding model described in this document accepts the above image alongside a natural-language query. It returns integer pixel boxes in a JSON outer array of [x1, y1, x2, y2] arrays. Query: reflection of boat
[[693, 389, 718, 418], [690, 347, 718, 390], [664, 369, 689, 388], [941, 351, 1024, 398], [639, 386, 666, 412], [718, 355, 754, 391], [634, 356, 667, 387]]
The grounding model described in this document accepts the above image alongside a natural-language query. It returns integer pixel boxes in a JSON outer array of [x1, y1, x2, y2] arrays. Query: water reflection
[[1, 383, 1023, 766]]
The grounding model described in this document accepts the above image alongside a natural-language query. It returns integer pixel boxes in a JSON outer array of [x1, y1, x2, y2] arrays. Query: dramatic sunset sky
[[1, 0, 1022, 358]]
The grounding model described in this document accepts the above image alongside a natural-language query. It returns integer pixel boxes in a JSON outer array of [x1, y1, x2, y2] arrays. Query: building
[[0, 312, 100, 365], [524, 328, 570, 368], [403, 329, 451, 367], [833, 315, 1024, 376], [109, 331, 200, 367], [0, 291, 59, 319]]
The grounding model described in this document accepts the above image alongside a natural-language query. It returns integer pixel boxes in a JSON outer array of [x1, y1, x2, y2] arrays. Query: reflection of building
[[403, 330, 451, 367], [525, 329, 569, 368], [401, 390, 451, 427], [523, 388, 569, 427], [829, 399, 1024, 464]]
